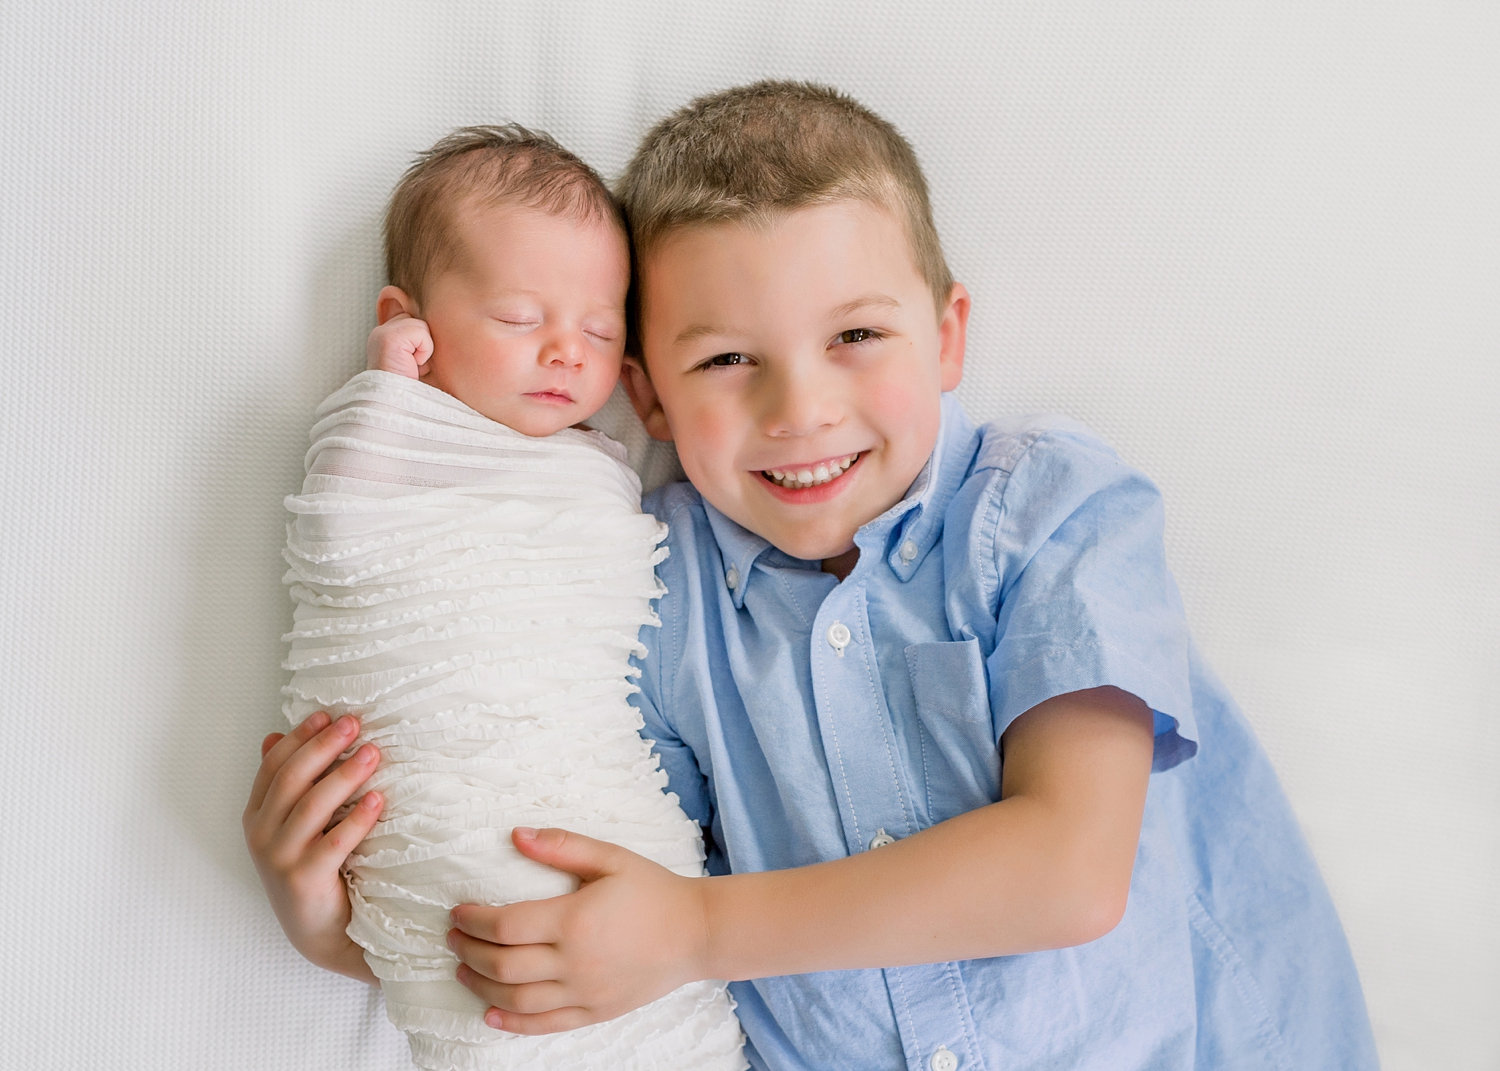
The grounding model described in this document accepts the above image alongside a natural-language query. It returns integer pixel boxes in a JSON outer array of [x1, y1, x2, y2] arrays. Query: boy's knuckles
[[243, 822, 271, 854], [489, 957, 526, 986], [484, 914, 524, 945], [558, 911, 603, 948], [323, 823, 355, 855], [500, 986, 537, 1014], [508, 985, 564, 1016]]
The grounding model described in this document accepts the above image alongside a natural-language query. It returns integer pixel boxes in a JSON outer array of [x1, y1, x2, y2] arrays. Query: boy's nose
[[761, 366, 840, 437]]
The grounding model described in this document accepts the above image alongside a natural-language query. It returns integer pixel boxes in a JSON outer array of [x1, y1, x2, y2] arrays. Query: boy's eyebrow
[[830, 293, 901, 319], [671, 294, 902, 346], [673, 322, 730, 346]]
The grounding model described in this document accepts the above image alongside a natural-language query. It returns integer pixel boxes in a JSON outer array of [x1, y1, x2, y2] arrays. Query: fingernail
[[513, 826, 537, 842], [485, 1010, 504, 1030], [356, 743, 377, 762], [360, 791, 381, 811], [336, 715, 357, 734], [307, 711, 330, 730]]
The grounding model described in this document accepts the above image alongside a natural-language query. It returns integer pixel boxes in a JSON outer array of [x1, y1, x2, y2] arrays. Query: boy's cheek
[[868, 379, 939, 425], [672, 413, 735, 464]]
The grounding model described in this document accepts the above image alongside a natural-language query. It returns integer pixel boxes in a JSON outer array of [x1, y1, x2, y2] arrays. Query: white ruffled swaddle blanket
[[281, 371, 745, 1071]]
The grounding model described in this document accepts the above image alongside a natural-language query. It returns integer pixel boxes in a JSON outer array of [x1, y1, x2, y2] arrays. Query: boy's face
[[628, 200, 967, 577], [409, 201, 629, 436]]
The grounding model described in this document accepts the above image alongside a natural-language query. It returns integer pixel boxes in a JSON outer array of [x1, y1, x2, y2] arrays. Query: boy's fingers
[[310, 788, 383, 870], [284, 741, 380, 843], [455, 971, 571, 1018], [449, 935, 558, 987], [451, 899, 557, 948], [258, 714, 361, 825], [510, 827, 621, 882], [246, 711, 330, 811], [482, 1003, 593, 1036]]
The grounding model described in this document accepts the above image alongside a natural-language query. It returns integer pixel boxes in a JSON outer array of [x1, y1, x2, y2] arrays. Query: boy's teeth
[[764, 454, 857, 489]]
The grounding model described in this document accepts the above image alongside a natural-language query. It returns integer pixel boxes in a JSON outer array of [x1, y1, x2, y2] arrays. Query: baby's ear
[[375, 285, 418, 325], [621, 358, 674, 442]]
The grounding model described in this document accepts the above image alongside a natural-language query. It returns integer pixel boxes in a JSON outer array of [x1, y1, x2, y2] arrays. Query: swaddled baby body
[[276, 127, 743, 1070], [283, 373, 742, 1069]]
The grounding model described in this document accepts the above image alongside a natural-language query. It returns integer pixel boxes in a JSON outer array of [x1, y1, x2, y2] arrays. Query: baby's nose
[[541, 329, 586, 367]]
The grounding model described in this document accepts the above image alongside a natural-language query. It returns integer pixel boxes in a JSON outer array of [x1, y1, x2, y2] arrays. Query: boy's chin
[[771, 531, 859, 567]]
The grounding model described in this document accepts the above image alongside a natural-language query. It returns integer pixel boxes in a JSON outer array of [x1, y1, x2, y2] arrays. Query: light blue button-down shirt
[[633, 395, 1376, 1070]]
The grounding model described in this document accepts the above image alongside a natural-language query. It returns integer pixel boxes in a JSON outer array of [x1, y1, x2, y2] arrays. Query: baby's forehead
[[454, 193, 626, 241], [442, 197, 629, 276]]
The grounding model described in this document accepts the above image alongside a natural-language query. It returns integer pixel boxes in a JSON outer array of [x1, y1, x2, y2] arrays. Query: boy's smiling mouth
[[761, 452, 861, 490]]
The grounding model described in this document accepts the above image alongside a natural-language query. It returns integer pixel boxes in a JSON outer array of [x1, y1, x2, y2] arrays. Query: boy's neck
[[822, 546, 860, 581]]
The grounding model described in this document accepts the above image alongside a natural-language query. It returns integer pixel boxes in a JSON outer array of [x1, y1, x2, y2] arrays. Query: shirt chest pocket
[[903, 638, 1002, 822]]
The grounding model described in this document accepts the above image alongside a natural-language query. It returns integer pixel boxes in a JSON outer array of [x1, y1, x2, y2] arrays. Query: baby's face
[[419, 201, 629, 436]]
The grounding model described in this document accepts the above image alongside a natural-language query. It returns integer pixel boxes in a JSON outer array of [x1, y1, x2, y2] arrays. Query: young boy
[[438, 83, 1380, 1069]]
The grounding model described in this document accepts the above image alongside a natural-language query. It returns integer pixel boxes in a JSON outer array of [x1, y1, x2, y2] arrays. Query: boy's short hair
[[385, 124, 624, 305], [618, 81, 954, 314]]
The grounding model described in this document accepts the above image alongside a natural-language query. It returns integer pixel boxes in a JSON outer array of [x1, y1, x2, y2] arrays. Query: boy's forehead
[[649, 198, 867, 255], [635, 199, 923, 305]]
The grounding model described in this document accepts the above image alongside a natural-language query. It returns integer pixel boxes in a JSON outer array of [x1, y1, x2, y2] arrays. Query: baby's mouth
[[762, 453, 860, 490]]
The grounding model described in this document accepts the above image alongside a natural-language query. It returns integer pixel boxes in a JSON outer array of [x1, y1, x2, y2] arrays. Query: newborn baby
[[281, 126, 744, 1071]]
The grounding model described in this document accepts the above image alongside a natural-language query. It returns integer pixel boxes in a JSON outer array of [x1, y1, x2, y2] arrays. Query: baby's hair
[[618, 80, 954, 314], [385, 124, 624, 306]]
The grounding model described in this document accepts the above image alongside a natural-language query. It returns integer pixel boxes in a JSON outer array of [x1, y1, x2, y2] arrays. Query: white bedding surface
[[2, 3, 1496, 1068]]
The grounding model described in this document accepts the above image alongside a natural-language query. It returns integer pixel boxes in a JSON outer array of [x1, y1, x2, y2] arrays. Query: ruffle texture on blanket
[[282, 372, 745, 1070]]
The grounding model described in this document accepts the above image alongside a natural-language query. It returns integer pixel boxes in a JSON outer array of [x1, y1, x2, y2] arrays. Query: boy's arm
[[447, 685, 1154, 1034], [242, 711, 383, 984]]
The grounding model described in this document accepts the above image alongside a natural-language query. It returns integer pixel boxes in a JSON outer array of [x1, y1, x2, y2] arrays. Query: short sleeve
[[628, 502, 717, 829], [978, 424, 1198, 772], [629, 663, 714, 829]]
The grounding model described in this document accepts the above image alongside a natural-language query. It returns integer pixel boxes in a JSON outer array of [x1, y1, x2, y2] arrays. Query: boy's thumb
[[511, 826, 616, 882]]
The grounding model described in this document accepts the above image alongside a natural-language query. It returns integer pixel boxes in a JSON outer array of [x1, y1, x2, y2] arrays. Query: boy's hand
[[242, 711, 383, 983], [448, 827, 711, 1034], [366, 313, 434, 379]]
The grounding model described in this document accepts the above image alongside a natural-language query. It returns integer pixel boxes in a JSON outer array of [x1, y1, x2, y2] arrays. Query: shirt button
[[899, 539, 918, 562], [725, 565, 739, 591], [826, 621, 851, 656], [869, 828, 896, 850], [929, 1046, 960, 1071]]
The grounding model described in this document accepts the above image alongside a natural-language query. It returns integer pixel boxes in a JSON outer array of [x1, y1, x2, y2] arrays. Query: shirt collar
[[703, 392, 979, 606], [860, 392, 977, 582], [702, 501, 795, 608]]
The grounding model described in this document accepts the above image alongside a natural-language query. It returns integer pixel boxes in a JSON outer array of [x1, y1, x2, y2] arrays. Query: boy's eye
[[701, 352, 750, 369], [836, 328, 879, 345]]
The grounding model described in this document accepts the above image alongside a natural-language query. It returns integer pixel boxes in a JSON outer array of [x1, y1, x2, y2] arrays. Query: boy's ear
[[621, 357, 675, 442], [375, 285, 418, 325], [937, 282, 970, 392]]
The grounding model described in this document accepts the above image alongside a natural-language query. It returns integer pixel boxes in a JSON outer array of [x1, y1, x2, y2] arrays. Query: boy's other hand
[[448, 827, 711, 1034], [367, 313, 434, 379], [242, 711, 383, 983]]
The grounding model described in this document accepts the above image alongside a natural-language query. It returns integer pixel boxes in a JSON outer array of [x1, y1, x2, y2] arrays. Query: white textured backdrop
[[1, 3, 1496, 1068]]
